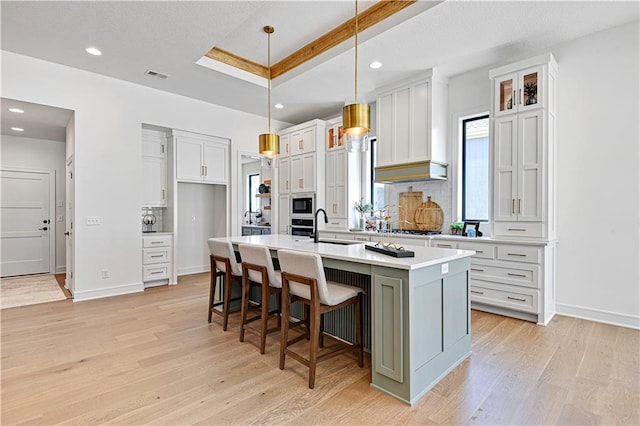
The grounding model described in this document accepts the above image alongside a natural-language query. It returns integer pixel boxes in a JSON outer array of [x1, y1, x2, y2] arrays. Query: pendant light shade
[[343, 0, 370, 153], [259, 25, 280, 157]]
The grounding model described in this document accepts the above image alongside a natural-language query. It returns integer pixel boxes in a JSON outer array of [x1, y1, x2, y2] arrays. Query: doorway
[[0, 169, 54, 277]]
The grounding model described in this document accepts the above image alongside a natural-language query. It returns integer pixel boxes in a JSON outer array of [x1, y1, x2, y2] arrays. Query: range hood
[[374, 161, 447, 183]]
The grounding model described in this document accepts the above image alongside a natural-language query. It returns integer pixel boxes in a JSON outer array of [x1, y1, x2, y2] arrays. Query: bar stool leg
[[356, 294, 364, 367], [319, 314, 325, 348], [279, 289, 291, 370], [308, 301, 321, 389], [208, 272, 216, 323], [223, 272, 233, 331], [260, 282, 270, 354], [239, 273, 250, 342]]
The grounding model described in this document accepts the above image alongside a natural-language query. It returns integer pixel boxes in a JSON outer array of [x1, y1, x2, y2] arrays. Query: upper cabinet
[[375, 69, 448, 167], [493, 66, 544, 117], [490, 54, 558, 240], [290, 127, 316, 156], [141, 129, 168, 207], [174, 130, 229, 184]]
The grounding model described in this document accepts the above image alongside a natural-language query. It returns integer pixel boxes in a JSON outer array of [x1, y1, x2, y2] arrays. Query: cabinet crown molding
[[489, 53, 558, 79]]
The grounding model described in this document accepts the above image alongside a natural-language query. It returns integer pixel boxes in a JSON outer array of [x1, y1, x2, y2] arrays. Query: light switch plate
[[86, 216, 101, 225]]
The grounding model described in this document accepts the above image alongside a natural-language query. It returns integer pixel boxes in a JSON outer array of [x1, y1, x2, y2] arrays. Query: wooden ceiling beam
[[205, 47, 269, 79], [204, 0, 417, 80]]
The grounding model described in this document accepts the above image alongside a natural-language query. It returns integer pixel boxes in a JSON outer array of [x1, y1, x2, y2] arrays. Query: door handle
[[64, 232, 70, 236], [39, 227, 48, 231], [43, 219, 50, 224]]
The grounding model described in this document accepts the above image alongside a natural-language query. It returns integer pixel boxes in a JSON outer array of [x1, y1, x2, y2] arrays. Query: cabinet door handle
[[299, 178, 303, 188], [299, 140, 303, 150], [471, 268, 484, 272], [518, 89, 522, 105], [518, 199, 522, 214], [150, 271, 164, 275], [162, 189, 165, 201], [508, 296, 526, 302], [507, 272, 527, 278], [471, 290, 484, 295], [512, 90, 516, 109], [204, 165, 208, 176], [150, 241, 162, 244], [333, 203, 337, 214], [286, 180, 289, 190], [286, 143, 289, 153], [507, 253, 526, 257], [437, 244, 452, 248], [476, 250, 483, 253], [150, 254, 164, 258], [511, 199, 515, 214], [507, 228, 526, 232]]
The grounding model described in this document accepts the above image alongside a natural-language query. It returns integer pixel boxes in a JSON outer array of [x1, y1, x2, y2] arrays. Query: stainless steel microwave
[[291, 193, 314, 216]]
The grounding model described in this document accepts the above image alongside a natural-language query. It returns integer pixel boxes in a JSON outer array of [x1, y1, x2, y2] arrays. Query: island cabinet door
[[373, 274, 404, 383]]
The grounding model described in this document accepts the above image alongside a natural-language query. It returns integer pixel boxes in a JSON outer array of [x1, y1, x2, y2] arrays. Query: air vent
[[144, 69, 169, 80]]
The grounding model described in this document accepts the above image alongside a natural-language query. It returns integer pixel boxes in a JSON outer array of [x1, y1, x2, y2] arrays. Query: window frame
[[461, 114, 490, 223], [248, 172, 260, 213]]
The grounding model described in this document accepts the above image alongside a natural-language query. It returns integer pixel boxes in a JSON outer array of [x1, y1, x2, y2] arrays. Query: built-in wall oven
[[291, 218, 314, 237], [291, 193, 315, 216]]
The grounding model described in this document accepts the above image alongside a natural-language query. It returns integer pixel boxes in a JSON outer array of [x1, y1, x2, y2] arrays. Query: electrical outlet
[[57, 215, 64, 222], [86, 216, 101, 225], [101, 269, 110, 279], [441, 263, 449, 274]]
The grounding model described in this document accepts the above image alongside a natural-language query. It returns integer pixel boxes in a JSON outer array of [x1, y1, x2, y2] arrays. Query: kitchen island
[[212, 234, 474, 405]]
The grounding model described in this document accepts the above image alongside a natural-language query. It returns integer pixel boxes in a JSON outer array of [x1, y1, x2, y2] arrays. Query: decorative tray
[[365, 243, 415, 258]]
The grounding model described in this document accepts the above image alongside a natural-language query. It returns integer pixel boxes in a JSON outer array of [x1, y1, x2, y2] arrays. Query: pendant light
[[342, 0, 370, 153], [259, 25, 280, 157]]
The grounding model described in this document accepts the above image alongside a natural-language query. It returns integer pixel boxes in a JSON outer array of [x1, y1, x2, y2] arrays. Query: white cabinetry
[[490, 54, 557, 239], [375, 69, 448, 167], [142, 234, 174, 287], [276, 119, 326, 234], [141, 129, 168, 207], [325, 118, 362, 230], [432, 237, 555, 325], [174, 130, 229, 184]]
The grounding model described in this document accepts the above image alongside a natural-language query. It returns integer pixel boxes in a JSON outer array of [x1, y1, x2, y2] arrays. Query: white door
[[65, 158, 74, 293], [0, 170, 51, 277]]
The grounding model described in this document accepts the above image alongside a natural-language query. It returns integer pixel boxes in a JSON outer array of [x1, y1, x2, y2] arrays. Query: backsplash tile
[[383, 180, 453, 232], [141, 207, 166, 232]]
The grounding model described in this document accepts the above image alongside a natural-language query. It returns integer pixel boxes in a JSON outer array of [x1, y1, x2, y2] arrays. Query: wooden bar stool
[[277, 249, 364, 389], [237, 244, 282, 354], [207, 239, 242, 331]]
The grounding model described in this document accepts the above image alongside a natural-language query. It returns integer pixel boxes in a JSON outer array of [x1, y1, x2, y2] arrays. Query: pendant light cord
[[267, 29, 272, 133], [354, 0, 359, 104]]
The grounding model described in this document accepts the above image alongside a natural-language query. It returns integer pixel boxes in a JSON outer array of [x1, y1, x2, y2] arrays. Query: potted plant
[[354, 199, 373, 230], [450, 222, 464, 235], [524, 82, 537, 105]]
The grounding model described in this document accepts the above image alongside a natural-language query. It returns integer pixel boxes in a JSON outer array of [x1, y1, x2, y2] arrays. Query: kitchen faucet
[[313, 208, 328, 243]]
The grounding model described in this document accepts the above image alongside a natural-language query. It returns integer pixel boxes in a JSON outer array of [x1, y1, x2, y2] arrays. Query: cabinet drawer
[[143, 264, 170, 281], [470, 281, 538, 314], [326, 218, 347, 229], [471, 260, 539, 288], [497, 245, 541, 264], [432, 240, 456, 249], [351, 234, 370, 242], [493, 221, 544, 238], [456, 241, 496, 260], [143, 247, 172, 264], [143, 235, 172, 247]]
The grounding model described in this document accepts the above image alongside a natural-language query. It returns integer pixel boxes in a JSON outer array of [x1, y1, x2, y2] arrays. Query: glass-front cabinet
[[493, 66, 542, 117]]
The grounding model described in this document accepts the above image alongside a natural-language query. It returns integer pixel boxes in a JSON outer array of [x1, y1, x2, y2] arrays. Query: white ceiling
[[1, 98, 72, 142], [1, 1, 638, 137]]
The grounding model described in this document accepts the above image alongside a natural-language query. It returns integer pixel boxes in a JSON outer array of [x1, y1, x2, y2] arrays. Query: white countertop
[[142, 231, 173, 236], [320, 229, 554, 246], [213, 234, 474, 271]]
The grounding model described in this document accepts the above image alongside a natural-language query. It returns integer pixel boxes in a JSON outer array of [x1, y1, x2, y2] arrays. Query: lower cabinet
[[432, 237, 555, 325], [242, 226, 271, 236], [142, 234, 173, 288]]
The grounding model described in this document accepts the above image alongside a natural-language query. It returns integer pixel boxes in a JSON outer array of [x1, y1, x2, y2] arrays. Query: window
[[462, 115, 490, 222], [248, 173, 260, 213], [369, 138, 385, 211]]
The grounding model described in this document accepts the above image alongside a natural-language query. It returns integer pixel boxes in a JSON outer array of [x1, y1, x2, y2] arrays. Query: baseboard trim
[[55, 266, 66, 274], [555, 303, 640, 330], [178, 265, 209, 276], [73, 282, 144, 302]]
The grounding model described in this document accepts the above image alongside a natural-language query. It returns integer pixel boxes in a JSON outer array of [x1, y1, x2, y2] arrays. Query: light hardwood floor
[[1, 272, 638, 425]]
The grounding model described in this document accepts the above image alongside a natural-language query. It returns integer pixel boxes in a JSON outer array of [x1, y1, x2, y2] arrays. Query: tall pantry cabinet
[[490, 53, 557, 240]]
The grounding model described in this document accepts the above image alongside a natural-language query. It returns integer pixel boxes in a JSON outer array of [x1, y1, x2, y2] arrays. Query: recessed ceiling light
[[274, 104, 284, 109], [369, 61, 382, 69], [11, 127, 25, 132], [9, 108, 24, 113], [85, 47, 102, 56]]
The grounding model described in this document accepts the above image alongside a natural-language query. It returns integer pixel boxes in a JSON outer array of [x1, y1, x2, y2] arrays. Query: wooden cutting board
[[398, 190, 422, 230], [414, 196, 443, 231]]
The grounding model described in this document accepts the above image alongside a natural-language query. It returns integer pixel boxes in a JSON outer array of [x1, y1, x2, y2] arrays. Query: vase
[[526, 94, 537, 105], [359, 217, 365, 230]]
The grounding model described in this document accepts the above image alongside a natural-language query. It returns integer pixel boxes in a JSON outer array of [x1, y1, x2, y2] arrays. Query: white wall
[[1, 134, 67, 273], [1, 50, 289, 301], [447, 20, 639, 327]]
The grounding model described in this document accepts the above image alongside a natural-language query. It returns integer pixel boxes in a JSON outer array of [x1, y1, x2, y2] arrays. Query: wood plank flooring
[[1, 272, 638, 425]]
